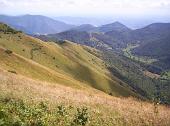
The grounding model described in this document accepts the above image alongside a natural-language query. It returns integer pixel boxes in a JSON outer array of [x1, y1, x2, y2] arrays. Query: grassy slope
[[0, 69, 170, 126], [0, 29, 137, 97], [0, 47, 90, 89]]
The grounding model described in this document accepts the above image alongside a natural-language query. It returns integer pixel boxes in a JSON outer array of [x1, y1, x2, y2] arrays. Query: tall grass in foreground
[[0, 96, 170, 126], [0, 96, 125, 126], [0, 97, 90, 126]]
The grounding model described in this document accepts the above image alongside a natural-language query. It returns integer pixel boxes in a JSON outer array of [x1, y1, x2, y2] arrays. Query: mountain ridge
[[0, 14, 75, 34]]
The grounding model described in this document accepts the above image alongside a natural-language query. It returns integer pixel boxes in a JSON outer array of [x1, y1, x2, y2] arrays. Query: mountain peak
[[98, 21, 131, 33], [112, 21, 123, 25], [102, 21, 129, 28]]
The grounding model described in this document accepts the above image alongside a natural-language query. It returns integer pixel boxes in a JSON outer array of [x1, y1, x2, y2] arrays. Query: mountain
[[55, 16, 167, 29], [38, 22, 132, 50], [39, 30, 117, 50], [48, 30, 91, 45], [71, 24, 96, 32], [68, 21, 131, 33], [55, 16, 116, 26], [130, 23, 170, 72], [105, 23, 170, 47], [97, 21, 131, 33], [0, 22, 139, 98], [38, 22, 170, 52], [132, 23, 170, 42], [132, 36, 170, 72], [0, 14, 75, 34]]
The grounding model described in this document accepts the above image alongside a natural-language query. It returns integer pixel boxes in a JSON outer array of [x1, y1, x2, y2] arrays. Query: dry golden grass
[[0, 68, 170, 126]]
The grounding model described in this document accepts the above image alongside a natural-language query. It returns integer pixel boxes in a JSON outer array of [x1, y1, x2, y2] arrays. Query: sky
[[0, 0, 170, 28], [0, 0, 170, 17]]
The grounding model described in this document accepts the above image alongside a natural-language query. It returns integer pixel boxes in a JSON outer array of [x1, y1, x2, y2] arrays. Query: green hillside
[[0, 23, 137, 97]]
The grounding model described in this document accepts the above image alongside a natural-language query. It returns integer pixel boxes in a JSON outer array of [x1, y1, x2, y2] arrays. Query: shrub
[[5, 49, 13, 54], [18, 35, 22, 39], [57, 40, 66, 45], [109, 92, 113, 96], [56, 105, 67, 116], [73, 107, 89, 126], [39, 101, 48, 112], [7, 70, 17, 74]]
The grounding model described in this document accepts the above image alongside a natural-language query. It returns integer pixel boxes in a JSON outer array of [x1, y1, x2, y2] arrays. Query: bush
[[8, 70, 17, 74], [5, 49, 13, 54], [57, 40, 66, 45], [73, 107, 89, 126], [18, 35, 22, 39], [56, 105, 67, 116], [109, 92, 113, 96]]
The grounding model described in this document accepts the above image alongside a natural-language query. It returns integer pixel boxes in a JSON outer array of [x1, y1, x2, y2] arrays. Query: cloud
[[0, 0, 170, 16], [0, 1, 6, 7]]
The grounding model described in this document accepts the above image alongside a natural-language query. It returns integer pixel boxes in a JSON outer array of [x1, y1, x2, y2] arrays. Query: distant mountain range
[[37, 22, 132, 50], [71, 21, 131, 33], [55, 16, 170, 29], [0, 14, 75, 34]]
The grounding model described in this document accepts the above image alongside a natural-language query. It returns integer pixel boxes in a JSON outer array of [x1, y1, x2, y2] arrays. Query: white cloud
[[0, 0, 170, 16]]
